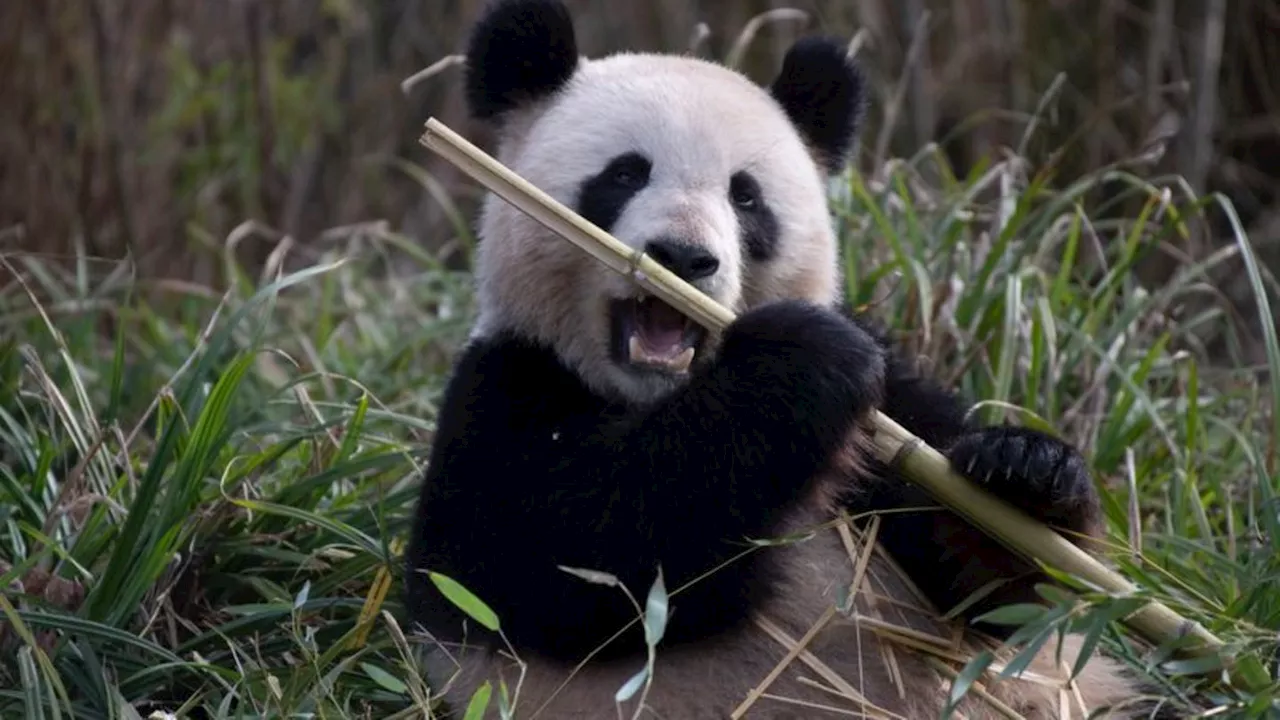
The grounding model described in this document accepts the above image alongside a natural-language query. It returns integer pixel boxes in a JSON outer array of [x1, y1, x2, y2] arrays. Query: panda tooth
[[628, 334, 643, 363], [670, 346, 695, 373]]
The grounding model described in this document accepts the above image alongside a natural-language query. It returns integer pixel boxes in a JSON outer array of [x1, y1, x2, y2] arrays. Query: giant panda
[[404, 1, 1162, 717]]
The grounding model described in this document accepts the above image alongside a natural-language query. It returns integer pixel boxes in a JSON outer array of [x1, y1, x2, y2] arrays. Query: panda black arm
[[406, 301, 886, 663], [842, 311, 1104, 634]]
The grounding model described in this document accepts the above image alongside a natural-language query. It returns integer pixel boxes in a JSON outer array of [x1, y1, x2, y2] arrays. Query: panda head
[[463, 0, 867, 404]]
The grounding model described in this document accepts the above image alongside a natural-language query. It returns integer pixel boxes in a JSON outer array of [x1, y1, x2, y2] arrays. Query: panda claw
[[945, 426, 1100, 535]]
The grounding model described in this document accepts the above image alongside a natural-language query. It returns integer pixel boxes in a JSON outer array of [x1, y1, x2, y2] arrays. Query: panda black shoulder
[[464, 0, 580, 121]]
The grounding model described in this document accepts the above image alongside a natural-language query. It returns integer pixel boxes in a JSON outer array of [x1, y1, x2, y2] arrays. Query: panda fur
[[405, 1, 1163, 717]]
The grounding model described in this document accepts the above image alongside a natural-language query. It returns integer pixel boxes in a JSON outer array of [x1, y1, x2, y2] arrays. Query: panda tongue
[[637, 299, 688, 355]]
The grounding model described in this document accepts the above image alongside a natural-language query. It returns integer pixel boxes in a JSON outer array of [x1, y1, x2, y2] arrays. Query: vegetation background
[[1, 0, 1278, 718]]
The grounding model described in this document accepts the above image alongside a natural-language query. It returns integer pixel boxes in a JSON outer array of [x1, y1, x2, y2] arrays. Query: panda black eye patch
[[730, 171, 780, 262], [576, 152, 652, 233]]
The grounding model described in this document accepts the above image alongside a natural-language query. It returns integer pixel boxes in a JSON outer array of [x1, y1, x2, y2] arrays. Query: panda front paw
[[946, 426, 1101, 537], [717, 299, 886, 422]]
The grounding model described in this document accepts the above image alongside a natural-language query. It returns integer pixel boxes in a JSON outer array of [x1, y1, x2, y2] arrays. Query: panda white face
[[464, 0, 866, 405]]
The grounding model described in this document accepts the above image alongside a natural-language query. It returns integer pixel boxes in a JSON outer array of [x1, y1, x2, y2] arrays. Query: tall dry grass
[[2, 0, 1277, 356]]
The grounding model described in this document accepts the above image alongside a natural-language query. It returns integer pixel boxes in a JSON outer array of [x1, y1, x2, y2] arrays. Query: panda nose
[[644, 239, 720, 281]]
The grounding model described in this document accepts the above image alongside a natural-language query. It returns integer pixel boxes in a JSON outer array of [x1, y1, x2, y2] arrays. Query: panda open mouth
[[610, 295, 705, 374]]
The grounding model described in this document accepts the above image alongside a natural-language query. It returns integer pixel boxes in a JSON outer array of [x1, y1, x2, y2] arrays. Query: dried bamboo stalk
[[418, 116, 1262, 690]]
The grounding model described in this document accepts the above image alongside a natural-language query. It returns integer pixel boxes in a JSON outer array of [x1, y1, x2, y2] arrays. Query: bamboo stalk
[[418, 116, 1266, 691]]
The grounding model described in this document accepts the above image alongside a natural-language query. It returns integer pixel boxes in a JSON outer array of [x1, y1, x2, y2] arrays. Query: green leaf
[[614, 666, 649, 704], [429, 572, 500, 632], [999, 626, 1055, 680], [971, 603, 1047, 627], [464, 681, 493, 720], [1069, 597, 1149, 680], [360, 662, 409, 695], [336, 391, 370, 464], [643, 568, 669, 648], [558, 565, 620, 587], [944, 650, 995, 714]]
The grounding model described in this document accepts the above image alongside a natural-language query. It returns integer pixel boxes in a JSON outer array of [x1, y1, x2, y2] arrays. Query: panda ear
[[769, 36, 867, 175], [464, 0, 580, 122]]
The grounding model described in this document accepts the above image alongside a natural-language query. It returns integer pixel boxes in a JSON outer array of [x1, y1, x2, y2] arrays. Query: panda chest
[[530, 405, 633, 461]]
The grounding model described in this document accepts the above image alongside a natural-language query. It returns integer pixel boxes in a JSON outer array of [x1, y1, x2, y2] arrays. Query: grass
[[4, 118, 1280, 720]]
